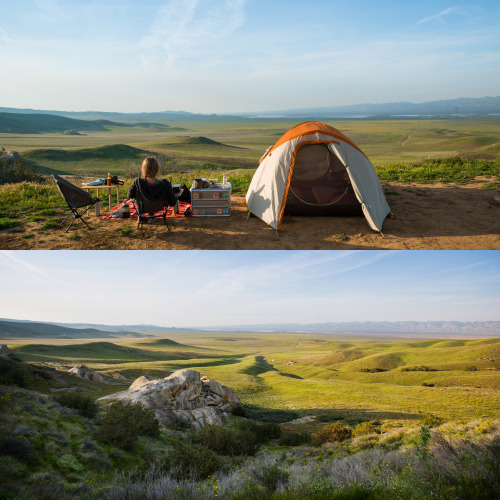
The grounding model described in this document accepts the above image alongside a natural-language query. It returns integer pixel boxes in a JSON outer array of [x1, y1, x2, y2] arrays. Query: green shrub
[[464, 365, 478, 371], [0, 359, 28, 387], [159, 441, 223, 480], [401, 365, 437, 372], [231, 405, 246, 417], [253, 463, 290, 492], [0, 456, 29, 479], [278, 430, 311, 446], [99, 400, 159, 450], [190, 420, 279, 457], [0, 159, 43, 184], [352, 421, 380, 437], [311, 422, 352, 446], [0, 437, 33, 462], [359, 368, 387, 373], [55, 392, 98, 418], [420, 413, 443, 427]]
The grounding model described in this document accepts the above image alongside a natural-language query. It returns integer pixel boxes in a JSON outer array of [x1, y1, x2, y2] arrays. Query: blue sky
[[0, 250, 498, 327], [1, 0, 499, 113]]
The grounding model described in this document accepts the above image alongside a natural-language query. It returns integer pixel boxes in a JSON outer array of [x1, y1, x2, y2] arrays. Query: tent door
[[285, 143, 362, 216]]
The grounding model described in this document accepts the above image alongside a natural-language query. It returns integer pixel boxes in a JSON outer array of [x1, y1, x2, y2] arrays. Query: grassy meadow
[[6, 332, 500, 422], [1, 116, 499, 237], [1, 332, 499, 499]]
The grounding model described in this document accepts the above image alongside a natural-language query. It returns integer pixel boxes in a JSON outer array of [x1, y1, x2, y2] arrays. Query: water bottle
[[223, 175, 227, 188]]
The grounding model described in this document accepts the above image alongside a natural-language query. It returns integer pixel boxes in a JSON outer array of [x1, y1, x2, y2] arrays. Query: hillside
[[0, 112, 175, 134], [0, 320, 147, 339]]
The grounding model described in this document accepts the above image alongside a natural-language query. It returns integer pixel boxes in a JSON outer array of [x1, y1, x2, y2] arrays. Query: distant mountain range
[[211, 321, 500, 338], [244, 96, 500, 118], [0, 318, 498, 340], [2, 96, 499, 125]]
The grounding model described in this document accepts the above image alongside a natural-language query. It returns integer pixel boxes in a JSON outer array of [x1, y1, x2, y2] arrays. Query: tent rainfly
[[245, 121, 390, 231]]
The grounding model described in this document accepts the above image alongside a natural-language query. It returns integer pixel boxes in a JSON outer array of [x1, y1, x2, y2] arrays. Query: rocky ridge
[[99, 369, 243, 429]]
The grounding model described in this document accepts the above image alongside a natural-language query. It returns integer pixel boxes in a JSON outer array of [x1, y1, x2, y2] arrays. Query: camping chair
[[133, 182, 172, 236], [53, 174, 99, 232]]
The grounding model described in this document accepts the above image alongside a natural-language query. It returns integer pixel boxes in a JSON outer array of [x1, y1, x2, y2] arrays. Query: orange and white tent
[[245, 121, 390, 231]]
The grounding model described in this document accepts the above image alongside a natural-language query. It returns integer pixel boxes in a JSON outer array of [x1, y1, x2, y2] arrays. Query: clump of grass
[[24, 215, 45, 222], [68, 233, 80, 241], [119, 228, 134, 236], [41, 218, 58, 229], [38, 209, 57, 216], [333, 233, 349, 242], [20, 234, 34, 239], [0, 218, 21, 230], [377, 156, 500, 185]]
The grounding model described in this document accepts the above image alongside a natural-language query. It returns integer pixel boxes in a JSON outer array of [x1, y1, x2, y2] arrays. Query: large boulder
[[0, 345, 10, 358], [68, 364, 105, 382], [99, 369, 243, 429]]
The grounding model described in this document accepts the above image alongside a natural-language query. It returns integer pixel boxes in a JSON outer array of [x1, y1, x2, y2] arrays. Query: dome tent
[[245, 121, 390, 231]]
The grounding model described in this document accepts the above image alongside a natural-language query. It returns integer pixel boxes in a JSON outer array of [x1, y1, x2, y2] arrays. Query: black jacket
[[127, 178, 177, 206]]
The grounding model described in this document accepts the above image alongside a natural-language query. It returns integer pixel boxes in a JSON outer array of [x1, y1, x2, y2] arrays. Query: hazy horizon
[[2, 1, 499, 113]]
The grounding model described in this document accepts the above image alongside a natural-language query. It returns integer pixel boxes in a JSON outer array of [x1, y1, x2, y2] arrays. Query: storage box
[[191, 206, 231, 216], [191, 182, 231, 217]]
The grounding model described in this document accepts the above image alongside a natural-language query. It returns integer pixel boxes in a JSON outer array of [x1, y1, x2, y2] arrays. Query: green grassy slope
[[9, 334, 497, 422], [0, 320, 145, 339]]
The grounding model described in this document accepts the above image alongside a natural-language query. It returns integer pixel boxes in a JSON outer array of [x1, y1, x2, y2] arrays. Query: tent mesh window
[[285, 144, 362, 216]]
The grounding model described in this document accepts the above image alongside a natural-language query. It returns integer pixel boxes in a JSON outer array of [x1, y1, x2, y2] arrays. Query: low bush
[[55, 392, 99, 418], [190, 420, 280, 457], [0, 436, 33, 462], [312, 422, 352, 446], [464, 365, 478, 371], [352, 421, 380, 437], [279, 430, 311, 446], [159, 441, 223, 480], [0, 159, 43, 185], [420, 413, 443, 427], [231, 405, 246, 417], [359, 368, 387, 373], [401, 365, 437, 372], [98, 400, 159, 450], [253, 462, 290, 492]]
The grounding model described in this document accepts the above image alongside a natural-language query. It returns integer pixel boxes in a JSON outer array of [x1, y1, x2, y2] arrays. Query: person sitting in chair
[[127, 156, 178, 213]]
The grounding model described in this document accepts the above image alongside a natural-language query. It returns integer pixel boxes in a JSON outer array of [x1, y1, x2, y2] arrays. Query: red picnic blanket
[[101, 199, 191, 220]]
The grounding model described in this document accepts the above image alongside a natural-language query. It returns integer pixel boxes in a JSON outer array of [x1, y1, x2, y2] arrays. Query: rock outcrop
[[0, 151, 20, 163], [0, 345, 10, 358], [99, 369, 243, 429], [68, 364, 105, 382]]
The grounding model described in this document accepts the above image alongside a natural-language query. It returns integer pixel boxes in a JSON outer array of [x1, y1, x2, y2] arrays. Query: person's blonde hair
[[141, 156, 159, 179]]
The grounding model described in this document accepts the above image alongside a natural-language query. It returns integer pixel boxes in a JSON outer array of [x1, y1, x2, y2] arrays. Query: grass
[[7, 334, 499, 422], [1, 332, 499, 499]]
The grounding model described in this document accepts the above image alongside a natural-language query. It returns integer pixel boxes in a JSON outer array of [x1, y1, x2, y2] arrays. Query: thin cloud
[[35, 0, 66, 18], [0, 251, 49, 278], [416, 7, 459, 25], [140, 0, 246, 67], [0, 27, 12, 43], [436, 261, 490, 274]]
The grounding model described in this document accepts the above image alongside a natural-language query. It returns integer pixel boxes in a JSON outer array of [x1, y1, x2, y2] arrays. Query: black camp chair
[[53, 174, 99, 232], [133, 182, 172, 236]]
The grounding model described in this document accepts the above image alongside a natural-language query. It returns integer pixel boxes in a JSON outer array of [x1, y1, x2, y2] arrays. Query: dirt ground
[[1, 182, 499, 250]]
